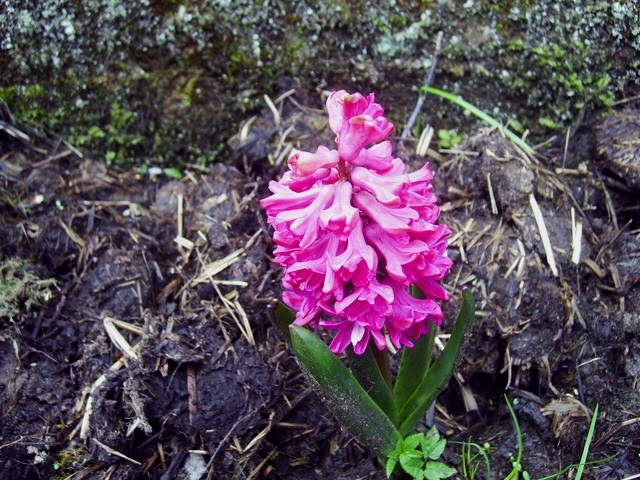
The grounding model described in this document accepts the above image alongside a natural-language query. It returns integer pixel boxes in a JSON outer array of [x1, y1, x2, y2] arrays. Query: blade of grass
[[504, 395, 524, 480], [575, 403, 599, 480], [420, 86, 535, 156], [536, 454, 616, 480], [451, 440, 491, 480]]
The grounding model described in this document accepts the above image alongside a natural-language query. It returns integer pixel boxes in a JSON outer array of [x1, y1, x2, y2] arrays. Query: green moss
[[0, 84, 68, 132], [67, 100, 142, 166], [0, 258, 57, 323], [51, 446, 91, 480], [526, 39, 616, 126]]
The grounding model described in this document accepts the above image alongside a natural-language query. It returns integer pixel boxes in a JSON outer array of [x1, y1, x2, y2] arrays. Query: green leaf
[[267, 301, 296, 345], [386, 451, 399, 478], [420, 426, 446, 460], [394, 286, 436, 411], [87, 125, 105, 138], [398, 290, 476, 436], [403, 433, 424, 450], [400, 454, 425, 479], [289, 326, 402, 459], [163, 167, 183, 179], [425, 438, 446, 460], [423, 461, 457, 480], [437, 129, 451, 141], [346, 345, 397, 424], [538, 117, 558, 129]]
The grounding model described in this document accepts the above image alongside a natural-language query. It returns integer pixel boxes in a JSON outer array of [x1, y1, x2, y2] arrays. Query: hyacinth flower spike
[[263, 90, 475, 467]]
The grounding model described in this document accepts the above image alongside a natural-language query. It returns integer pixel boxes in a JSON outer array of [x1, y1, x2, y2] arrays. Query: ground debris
[[432, 123, 640, 477], [597, 107, 640, 189], [1, 94, 638, 479]]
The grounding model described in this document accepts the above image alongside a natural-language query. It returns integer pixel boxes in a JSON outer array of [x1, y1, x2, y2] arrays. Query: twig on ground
[[187, 364, 197, 425], [529, 193, 559, 277], [77, 318, 143, 441], [93, 438, 142, 466], [612, 93, 640, 106], [400, 31, 444, 143], [486, 172, 498, 215], [599, 175, 619, 231], [571, 207, 583, 265], [160, 448, 188, 480], [206, 411, 255, 480]]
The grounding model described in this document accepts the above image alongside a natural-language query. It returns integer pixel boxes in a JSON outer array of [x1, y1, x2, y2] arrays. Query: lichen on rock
[[0, 0, 638, 168]]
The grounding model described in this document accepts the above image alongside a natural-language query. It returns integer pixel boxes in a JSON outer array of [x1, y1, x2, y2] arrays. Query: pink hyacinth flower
[[261, 90, 452, 355]]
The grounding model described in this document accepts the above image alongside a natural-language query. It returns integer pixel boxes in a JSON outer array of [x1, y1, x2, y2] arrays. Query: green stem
[[372, 346, 393, 391]]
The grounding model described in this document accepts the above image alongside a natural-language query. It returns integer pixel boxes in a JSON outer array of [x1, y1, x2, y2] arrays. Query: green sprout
[[386, 426, 457, 480], [504, 395, 528, 480], [452, 439, 492, 480], [437, 129, 463, 149], [503, 397, 610, 480], [162, 167, 184, 180]]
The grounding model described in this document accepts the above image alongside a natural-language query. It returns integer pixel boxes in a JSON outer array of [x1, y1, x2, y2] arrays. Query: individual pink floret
[[261, 90, 452, 355]]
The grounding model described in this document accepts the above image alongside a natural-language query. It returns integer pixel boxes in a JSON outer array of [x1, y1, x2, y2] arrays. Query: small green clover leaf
[[386, 427, 456, 480]]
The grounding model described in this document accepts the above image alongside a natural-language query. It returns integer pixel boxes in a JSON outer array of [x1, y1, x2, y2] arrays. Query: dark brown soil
[[0, 94, 638, 480]]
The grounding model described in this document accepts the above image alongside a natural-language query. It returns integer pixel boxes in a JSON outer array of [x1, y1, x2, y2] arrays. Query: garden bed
[[0, 93, 638, 479]]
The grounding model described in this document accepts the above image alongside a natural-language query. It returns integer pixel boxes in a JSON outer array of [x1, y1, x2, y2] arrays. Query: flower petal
[[319, 181, 359, 236], [353, 190, 418, 234], [289, 145, 340, 176]]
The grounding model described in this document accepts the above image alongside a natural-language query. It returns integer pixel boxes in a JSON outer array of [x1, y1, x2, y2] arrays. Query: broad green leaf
[[394, 286, 436, 411], [267, 301, 296, 345], [399, 290, 476, 436], [423, 461, 457, 480], [289, 326, 402, 459], [346, 345, 397, 424]]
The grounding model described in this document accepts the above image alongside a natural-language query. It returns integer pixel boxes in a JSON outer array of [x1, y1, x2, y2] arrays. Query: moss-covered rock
[[0, 0, 638, 167]]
